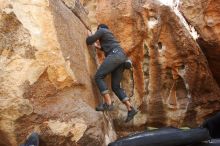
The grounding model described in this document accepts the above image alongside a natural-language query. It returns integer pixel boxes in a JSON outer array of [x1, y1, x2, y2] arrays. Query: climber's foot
[[96, 103, 114, 111], [125, 107, 138, 122]]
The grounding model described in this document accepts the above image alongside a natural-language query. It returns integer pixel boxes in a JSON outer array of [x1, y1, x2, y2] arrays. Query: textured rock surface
[[80, 0, 98, 30], [180, 0, 220, 86], [62, 0, 91, 30], [0, 0, 115, 145], [1, 0, 220, 145], [91, 0, 220, 129]]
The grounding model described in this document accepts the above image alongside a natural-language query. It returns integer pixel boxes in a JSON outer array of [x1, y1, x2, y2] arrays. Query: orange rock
[[180, 0, 220, 87], [93, 0, 220, 128]]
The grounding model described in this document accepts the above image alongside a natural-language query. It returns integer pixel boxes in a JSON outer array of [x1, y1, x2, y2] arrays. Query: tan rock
[[180, 0, 220, 86], [62, 0, 91, 30], [79, 0, 98, 31], [47, 119, 87, 142], [0, 0, 116, 145]]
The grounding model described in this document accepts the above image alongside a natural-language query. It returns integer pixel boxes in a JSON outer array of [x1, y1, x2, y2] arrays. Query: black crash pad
[[108, 128, 210, 146], [190, 139, 220, 146], [202, 112, 220, 138]]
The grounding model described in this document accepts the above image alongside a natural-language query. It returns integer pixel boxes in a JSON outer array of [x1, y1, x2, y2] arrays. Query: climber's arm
[[86, 29, 104, 45]]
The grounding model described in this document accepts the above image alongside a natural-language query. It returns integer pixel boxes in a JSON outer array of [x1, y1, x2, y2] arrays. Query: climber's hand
[[87, 30, 92, 36], [94, 42, 101, 49]]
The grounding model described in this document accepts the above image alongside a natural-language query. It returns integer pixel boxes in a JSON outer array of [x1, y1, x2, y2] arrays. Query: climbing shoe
[[20, 132, 39, 146], [96, 103, 114, 111], [125, 107, 138, 122], [124, 59, 132, 69]]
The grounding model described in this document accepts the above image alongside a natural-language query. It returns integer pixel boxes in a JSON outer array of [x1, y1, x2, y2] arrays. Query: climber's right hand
[[94, 42, 101, 49], [87, 30, 92, 36]]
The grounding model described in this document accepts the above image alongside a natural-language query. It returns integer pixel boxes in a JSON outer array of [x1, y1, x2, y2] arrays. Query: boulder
[[91, 0, 220, 128], [180, 0, 220, 87], [0, 0, 116, 145]]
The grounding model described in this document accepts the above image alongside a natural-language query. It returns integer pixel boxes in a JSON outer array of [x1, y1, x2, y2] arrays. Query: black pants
[[95, 48, 129, 102]]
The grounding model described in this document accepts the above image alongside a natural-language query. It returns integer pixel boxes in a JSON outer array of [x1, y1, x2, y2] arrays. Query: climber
[[86, 24, 138, 122]]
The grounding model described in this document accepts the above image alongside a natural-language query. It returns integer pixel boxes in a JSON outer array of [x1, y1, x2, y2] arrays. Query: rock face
[[179, 0, 220, 87], [1, 0, 220, 145], [79, 0, 98, 30], [0, 0, 115, 146], [92, 0, 220, 129]]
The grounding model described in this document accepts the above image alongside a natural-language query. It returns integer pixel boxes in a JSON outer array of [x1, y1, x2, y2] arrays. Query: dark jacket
[[86, 28, 121, 55]]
